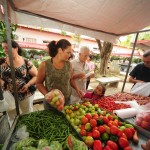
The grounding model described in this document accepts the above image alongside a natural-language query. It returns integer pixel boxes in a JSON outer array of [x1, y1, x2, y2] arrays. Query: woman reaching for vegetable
[[36, 39, 81, 109]]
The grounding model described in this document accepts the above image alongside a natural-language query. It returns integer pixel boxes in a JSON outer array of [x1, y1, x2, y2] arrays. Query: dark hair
[[143, 50, 150, 57], [98, 83, 106, 96], [2, 40, 22, 56], [47, 39, 71, 57]]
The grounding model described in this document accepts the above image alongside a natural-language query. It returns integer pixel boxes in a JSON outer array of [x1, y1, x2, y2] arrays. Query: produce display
[[64, 102, 138, 150], [112, 92, 150, 105], [45, 89, 64, 111], [12, 135, 88, 150], [91, 97, 131, 112], [14, 110, 82, 149]]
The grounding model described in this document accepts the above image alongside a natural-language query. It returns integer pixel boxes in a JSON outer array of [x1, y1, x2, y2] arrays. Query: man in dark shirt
[[129, 50, 150, 84]]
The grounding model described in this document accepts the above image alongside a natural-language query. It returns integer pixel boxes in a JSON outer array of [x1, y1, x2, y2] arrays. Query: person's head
[[93, 84, 106, 96], [79, 46, 90, 63], [143, 50, 150, 68], [47, 39, 72, 61], [2, 40, 22, 56]]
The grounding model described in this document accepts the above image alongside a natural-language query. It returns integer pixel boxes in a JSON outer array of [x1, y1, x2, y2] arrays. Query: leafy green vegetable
[[37, 139, 49, 148]]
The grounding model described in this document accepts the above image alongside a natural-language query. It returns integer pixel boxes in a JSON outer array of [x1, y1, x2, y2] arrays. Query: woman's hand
[[141, 140, 150, 150], [19, 83, 30, 93], [76, 89, 84, 98]]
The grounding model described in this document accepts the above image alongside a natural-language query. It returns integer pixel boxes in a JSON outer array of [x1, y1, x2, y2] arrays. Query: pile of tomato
[[91, 96, 130, 112]]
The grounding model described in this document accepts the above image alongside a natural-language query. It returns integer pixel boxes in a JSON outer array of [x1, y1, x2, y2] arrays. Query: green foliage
[[117, 35, 132, 48], [60, 30, 67, 36], [0, 21, 17, 58], [32, 59, 40, 68], [132, 57, 142, 63], [72, 33, 82, 44], [110, 56, 120, 61]]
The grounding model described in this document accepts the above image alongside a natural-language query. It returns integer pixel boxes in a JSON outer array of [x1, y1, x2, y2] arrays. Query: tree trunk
[[96, 40, 113, 76]]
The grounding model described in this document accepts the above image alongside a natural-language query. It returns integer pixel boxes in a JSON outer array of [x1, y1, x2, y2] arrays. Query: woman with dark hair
[[36, 39, 80, 109], [0, 40, 37, 125]]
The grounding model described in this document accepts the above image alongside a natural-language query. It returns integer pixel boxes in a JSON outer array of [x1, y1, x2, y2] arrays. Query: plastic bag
[[131, 82, 150, 97], [0, 99, 9, 112], [45, 89, 65, 111], [16, 126, 29, 140], [135, 105, 150, 131], [3, 91, 16, 111]]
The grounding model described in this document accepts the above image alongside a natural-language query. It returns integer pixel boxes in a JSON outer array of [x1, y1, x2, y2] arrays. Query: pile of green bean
[[16, 110, 80, 144]]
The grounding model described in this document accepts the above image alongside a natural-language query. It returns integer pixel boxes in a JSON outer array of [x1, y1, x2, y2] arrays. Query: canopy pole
[[3, 0, 20, 115], [121, 32, 139, 92]]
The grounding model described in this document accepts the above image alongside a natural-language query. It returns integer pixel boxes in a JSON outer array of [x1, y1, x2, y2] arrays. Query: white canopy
[[1, 0, 150, 43]]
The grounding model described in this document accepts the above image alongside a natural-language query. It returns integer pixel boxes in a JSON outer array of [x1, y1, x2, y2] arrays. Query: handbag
[[24, 59, 37, 93]]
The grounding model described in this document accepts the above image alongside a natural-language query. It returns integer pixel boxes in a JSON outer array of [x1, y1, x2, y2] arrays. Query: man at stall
[[129, 50, 150, 96], [70, 46, 94, 104]]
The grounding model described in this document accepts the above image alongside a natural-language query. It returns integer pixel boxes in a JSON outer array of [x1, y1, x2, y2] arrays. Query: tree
[[0, 21, 17, 58], [96, 39, 113, 76]]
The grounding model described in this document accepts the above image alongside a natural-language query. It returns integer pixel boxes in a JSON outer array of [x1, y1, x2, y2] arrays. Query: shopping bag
[[130, 82, 150, 97], [3, 91, 16, 111], [0, 99, 9, 112]]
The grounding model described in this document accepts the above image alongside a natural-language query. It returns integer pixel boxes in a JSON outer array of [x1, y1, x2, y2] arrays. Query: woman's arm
[[36, 61, 48, 96]]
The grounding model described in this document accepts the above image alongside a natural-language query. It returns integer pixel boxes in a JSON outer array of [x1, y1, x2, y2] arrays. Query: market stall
[[1, 0, 150, 150]]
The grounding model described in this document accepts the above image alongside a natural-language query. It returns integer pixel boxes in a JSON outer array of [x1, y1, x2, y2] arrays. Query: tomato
[[80, 125, 85, 130], [79, 129, 87, 136], [124, 146, 133, 150], [93, 114, 99, 120], [118, 137, 129, 149], [117, 129, 123, 137], [102, 132, 109, 141], [103, 145, 112, 150], [128, 128, 135, 134], [85, 113, 92, 120], [112, 119, 119, 127], [92, 129, 100, 139], [92, 126, 98, 131], [110, 125, 118, 135], [107, 140, 118, 150], [93, 140, 102, 150], [98, 125, 106, 134], [140, 121, 149, 129], [103, 117, 109, 124], [81, 116, 88, 125], [87, 132, 93, 136], [90, 119, 97, 127], [85, 136, 94, 147], [123, 128, 133, 139]]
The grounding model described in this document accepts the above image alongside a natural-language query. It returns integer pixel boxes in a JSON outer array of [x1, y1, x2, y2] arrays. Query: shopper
[[70, 46, 94, 104], [36, 39, 80, 109], [0, 40, 37, 126]]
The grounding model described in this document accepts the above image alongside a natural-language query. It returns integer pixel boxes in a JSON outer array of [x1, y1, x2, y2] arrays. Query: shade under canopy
[[1, 0, 150, 43]]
